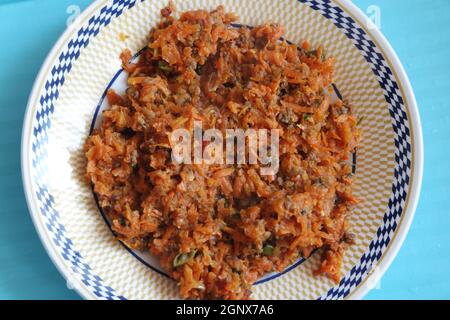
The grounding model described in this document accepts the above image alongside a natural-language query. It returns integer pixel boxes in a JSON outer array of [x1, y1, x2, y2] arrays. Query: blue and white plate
[[21, 0, 423, 300]]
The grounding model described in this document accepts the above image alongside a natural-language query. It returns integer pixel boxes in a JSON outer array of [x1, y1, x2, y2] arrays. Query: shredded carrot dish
[[85, 5, 360, 300]]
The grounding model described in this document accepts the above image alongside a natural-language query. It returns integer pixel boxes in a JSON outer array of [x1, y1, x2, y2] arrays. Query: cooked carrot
[[84, 5, 360, 300]]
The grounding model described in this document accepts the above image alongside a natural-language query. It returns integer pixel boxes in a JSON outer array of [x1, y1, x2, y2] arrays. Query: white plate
[[22, 0, 423, 300]]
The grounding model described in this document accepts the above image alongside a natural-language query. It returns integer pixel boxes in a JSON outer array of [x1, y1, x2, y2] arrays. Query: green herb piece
[[303, 113, 312, 121], [157, 60, 173, 73], [173, 253, 189, 267], [262, 245, 274, 256], [188, 249, 198, 260], [173, 249, 198, 267]]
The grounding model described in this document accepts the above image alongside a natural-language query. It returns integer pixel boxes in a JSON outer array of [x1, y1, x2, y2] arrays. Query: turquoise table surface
[[0, 0, 448, 300]]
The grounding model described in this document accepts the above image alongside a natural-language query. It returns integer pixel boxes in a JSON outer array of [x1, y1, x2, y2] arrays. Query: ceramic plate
[[22, 0, 423, 300]]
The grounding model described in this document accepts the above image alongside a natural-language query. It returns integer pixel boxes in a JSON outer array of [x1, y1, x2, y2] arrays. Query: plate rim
[[21, 0, 424, 300], [21, 0, 111, 300], [336, 0, 423, 299]]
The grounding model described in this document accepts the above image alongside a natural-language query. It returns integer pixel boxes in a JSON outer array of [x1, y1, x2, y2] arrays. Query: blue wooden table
[[0, 0, 448, 300]]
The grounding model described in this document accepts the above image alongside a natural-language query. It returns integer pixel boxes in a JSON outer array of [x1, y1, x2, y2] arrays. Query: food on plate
[[85, 4, 360, 299]]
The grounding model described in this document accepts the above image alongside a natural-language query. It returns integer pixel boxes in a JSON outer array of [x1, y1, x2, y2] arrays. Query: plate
[[21, 0, 423, 300]]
